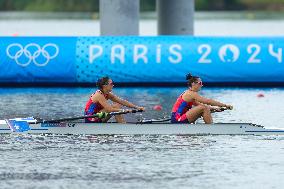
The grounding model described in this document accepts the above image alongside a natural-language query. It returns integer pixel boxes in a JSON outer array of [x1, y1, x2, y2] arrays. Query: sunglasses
[[103, 81, 114, 86], [195, 81, 203, 86]]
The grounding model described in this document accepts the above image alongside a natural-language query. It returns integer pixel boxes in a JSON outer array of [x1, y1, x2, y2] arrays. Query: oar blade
[[5, 119, 30, 132]]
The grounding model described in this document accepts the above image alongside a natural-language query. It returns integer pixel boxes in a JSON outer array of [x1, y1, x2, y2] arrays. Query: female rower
[[84, 76, 144, 123], [171, 73, 233, 124]]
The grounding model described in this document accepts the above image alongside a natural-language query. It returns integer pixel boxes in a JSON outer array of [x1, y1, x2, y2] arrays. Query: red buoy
[[257, 93, 264, 98], [153, 105, 162, 111]]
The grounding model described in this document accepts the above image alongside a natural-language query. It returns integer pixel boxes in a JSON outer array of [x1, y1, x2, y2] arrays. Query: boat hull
[[0, 121, 284, 135]]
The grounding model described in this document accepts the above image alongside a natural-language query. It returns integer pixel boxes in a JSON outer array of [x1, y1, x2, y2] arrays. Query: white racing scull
[[1, 110, 284, 135], [0, 119, 283, 135]]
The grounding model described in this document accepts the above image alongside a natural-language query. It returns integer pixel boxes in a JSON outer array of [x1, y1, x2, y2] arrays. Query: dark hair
[[96, 76, 110, 90], [186, 73, 199, 87]]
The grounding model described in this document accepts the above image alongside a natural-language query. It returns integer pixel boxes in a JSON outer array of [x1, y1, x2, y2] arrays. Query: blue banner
[[1, 36, 284, 84], [0, 37, 77, 83]]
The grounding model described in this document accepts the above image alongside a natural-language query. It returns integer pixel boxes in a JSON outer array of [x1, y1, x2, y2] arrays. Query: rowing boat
[[0, 118, 283, 135]]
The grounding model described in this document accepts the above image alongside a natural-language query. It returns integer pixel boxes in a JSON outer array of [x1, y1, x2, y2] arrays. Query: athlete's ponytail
[[186, 73, 192, 80], [186, 73, 199, 87]]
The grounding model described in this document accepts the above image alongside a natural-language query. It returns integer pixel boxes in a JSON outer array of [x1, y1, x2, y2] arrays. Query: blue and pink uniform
[[171, 92, 194, 123], [84, 90, 109, 123]]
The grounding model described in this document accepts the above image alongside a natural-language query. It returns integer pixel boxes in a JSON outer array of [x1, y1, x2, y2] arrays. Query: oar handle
[[220, 107, 227, 111], [211, 107, 231, 113], [222, 106, 233, 111]]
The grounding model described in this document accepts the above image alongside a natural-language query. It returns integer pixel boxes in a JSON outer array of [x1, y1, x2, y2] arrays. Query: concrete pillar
[[100, 0, 139, 35], [157, 0, 194, 35]]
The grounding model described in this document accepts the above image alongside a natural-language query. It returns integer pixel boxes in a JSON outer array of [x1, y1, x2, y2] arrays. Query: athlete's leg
[[186, 105, 212, 124], [99, 103, 125, 123], [112, 103, 125, 123], [201, 105, 213, 124]]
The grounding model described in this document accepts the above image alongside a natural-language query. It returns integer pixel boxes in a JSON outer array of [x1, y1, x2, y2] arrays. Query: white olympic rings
[[6, 43, 59, 67]]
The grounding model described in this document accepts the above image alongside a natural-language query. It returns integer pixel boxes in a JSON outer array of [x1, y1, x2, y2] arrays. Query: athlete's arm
[[191, 98, 216, 111], [191, 92, 231, 108], [93, 93, 121, 112], [108, 93, 144, 110]]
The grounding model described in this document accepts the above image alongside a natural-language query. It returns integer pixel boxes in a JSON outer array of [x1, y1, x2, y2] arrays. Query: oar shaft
[[38, 109, 143, 124]]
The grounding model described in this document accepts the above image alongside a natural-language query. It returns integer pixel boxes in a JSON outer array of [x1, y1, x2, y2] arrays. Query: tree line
[[0, 0, 284, 11]]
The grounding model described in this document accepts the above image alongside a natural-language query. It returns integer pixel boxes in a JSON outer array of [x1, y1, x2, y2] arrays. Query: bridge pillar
[[157, 0, 194, 35], [100, 0, 139, 35]]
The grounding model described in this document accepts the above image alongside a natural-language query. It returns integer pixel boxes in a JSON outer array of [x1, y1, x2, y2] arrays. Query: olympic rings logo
[[6, 43, 59, 67]]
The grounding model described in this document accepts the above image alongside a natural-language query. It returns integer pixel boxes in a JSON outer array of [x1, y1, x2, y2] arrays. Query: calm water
[[0, 87, 284, 189]]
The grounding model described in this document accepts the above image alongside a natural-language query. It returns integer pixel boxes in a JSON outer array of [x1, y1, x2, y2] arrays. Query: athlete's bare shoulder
[[184, 89, 197, 96], [183, 90, 195, 101], [91, 90, 105, 101], [92, 90, 102, 96]]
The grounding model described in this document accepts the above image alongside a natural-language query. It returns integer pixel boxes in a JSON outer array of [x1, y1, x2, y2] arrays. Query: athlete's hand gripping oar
[[211, 106, 233, 113], [5, 109, 144, 132]]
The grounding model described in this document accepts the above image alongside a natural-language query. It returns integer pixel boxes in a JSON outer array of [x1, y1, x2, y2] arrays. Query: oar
[[211, 107, 231, 113], [6, 109, 143, 132], [37, 109, 144, 124]]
